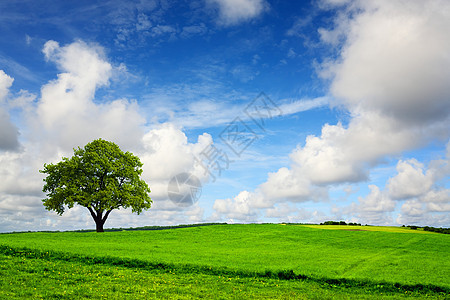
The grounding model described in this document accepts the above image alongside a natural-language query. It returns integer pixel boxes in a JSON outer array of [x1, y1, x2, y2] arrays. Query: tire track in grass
[[340, 234, 426, 277]]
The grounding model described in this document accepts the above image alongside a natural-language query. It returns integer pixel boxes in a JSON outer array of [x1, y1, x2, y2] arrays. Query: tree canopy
[[40, 139, 151, 232]]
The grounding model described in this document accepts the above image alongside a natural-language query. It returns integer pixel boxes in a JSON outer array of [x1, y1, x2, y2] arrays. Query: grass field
[[0, 224, 449, 299]]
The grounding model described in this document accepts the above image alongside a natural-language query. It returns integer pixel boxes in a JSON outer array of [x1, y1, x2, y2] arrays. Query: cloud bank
[[0, 70, 20, 151], [0, 40, 215, 232], [213, 0, 450, 225]]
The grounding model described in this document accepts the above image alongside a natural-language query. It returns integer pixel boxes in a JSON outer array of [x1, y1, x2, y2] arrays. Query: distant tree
[[40, 139, 152, 232]]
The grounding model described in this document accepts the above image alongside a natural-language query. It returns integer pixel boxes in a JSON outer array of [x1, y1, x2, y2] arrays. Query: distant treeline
[[75, 223, 228, 233], [1, 223, 228, 234], [320, 221, 362, 226], [402, 225, 450, 234], [318, 222, 449, 234]]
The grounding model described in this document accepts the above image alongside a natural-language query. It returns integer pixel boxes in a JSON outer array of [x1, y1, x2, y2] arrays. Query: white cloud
[[9, 89, 36, 110], [142, 82, 327, 129], [150, 25, 177, 37], [421, 189, 450, 204], [396, 201, 450, 226], [259, 167, 315, 202], [0, 70, 13, 101], [139, 122, 213, 201], [208, 0, 268, 26], [213, 190, 260, 222], [0, 108, 20, 151], [320, 0, 450, 124], [400, 200, 424, 217], [284, 0, 450, 184], [387, 159, 433, 200], [278, 97, 329, 116], [0, 40, 216, 232], [265, 203, 292, 218], [144, 85, 327, 129], [136, 13, 152, 31], [427, 201, 450, 212], [36, 40, 145, 151], [96, 202, 206, 230], [357, 185, 396, 212], [217, 0, 450, 225], [212, 164, 327, 221], [386, 143, 450, 206], [395, 197, 450, 227], [0, 70, 20, 151], [264, 110, 420, 189], [347, 185, 396, 225], [0, 150, 45, 197], [350, 142, 450, 226]]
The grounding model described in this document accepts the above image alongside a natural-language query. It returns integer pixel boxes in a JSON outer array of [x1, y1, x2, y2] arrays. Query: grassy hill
[[0, 224, 449, 299]]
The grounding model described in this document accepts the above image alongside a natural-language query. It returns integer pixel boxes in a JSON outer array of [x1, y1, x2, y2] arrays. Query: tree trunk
[[95, 219, 104, 232], [87, 207, 105, 233], [87, 207, 113, 233]]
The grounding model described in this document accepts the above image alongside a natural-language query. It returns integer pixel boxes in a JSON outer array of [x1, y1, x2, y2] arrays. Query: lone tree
[[40, 139, 152, 232]]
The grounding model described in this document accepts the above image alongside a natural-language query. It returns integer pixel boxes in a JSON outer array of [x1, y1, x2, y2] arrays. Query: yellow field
[[301, 224, 435, 234]]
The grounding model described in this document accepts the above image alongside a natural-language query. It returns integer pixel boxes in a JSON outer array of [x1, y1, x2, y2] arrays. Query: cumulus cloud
[[320, 0, 450, 124], [397, 199, 450, 227], [306, 0, 450, 184], [0, 70, 20, 151], [291, 112, 424, 185], [259, 167, 319, 202], [0, 108, 20, 151], [387, 159, 433, 200], [215, 0, 450, 224], [213, 190, 260, 222], [350, 185, 396, 225], [264, 203, 314, 223], [139, 122, 213, 201], [207, 0, 268, 26], [36, 40, 145, 151], [350, 141, 450, 225], [0, 40, 215, 232], [0, 70, 13, 101]]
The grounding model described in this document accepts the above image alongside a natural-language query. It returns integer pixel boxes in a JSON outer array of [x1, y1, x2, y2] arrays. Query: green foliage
[[320, 221, 362, 226], [424, 226, 450, 234], [40, 139, 151, 231]]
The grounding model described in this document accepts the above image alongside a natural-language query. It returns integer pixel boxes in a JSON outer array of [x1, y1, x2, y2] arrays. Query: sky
[[0, 0, 449, 232]]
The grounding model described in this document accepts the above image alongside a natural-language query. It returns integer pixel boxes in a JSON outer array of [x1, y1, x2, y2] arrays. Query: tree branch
[[99, 170, 108, 190], [87, 206, 97, 220], [102, 209, 113, 223], [118, 177, 125, 188]]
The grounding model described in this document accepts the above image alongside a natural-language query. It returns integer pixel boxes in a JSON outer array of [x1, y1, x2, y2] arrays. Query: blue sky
[[0, 0, 449, 232]]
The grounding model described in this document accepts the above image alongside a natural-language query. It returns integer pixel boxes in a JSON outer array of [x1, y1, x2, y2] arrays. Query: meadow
[[0, 224, 448, 299]]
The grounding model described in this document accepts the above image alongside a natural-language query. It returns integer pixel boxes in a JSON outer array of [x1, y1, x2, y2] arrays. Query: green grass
[[0, 224, 449, 299], [3, 253, 438, 300]]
